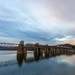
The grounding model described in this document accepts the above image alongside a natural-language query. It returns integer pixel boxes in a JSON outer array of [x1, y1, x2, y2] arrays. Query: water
[[0, 50, 75, 75]]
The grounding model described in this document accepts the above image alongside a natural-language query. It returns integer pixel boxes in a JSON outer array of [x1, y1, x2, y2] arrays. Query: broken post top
[[19, 40, 24, 44]]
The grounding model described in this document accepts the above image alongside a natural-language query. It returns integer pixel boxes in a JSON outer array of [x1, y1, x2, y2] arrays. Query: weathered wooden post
[[34, 47, 40, 61], [17, 41, 24, 54], [56, 46, 59, 54], [17, 41, 27, 65], [53, 48, 56, 54], [44, 48, 49, 58], [40, 48, 43, 57]]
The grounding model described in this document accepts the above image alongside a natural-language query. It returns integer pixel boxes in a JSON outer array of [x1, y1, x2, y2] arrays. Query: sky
[[0, 0, 75, 45]]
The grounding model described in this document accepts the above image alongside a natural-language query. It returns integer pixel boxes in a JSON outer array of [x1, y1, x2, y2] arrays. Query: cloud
[[57, 55, 75, 66], [0, 0, 75, 44], [0, 36, 19, 43], [45, 0, 75, 22]]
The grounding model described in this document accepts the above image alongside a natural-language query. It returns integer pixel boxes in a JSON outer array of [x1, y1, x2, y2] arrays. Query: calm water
[[0, 51, 75, 75]]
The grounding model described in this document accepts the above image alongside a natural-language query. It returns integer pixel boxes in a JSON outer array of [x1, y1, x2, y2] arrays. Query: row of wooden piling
[[17, 41, 74, 57]]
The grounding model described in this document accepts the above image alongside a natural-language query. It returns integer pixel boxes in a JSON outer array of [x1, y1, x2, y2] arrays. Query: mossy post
[[17, 41, 24, 54]]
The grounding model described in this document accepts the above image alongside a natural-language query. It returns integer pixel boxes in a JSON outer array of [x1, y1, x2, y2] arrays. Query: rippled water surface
[[0, 50, 75, 75]]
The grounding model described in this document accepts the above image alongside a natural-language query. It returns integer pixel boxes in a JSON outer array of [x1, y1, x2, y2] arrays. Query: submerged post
[[34, 47, 40, 61]]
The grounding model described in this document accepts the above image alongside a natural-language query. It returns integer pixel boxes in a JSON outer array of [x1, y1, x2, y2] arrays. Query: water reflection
[[34, 50, 41, 61], [17, 50, 75, 67], [1, 50, 75, 75], [17, 54, 23, 67], [17, 53, 27, 67]]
